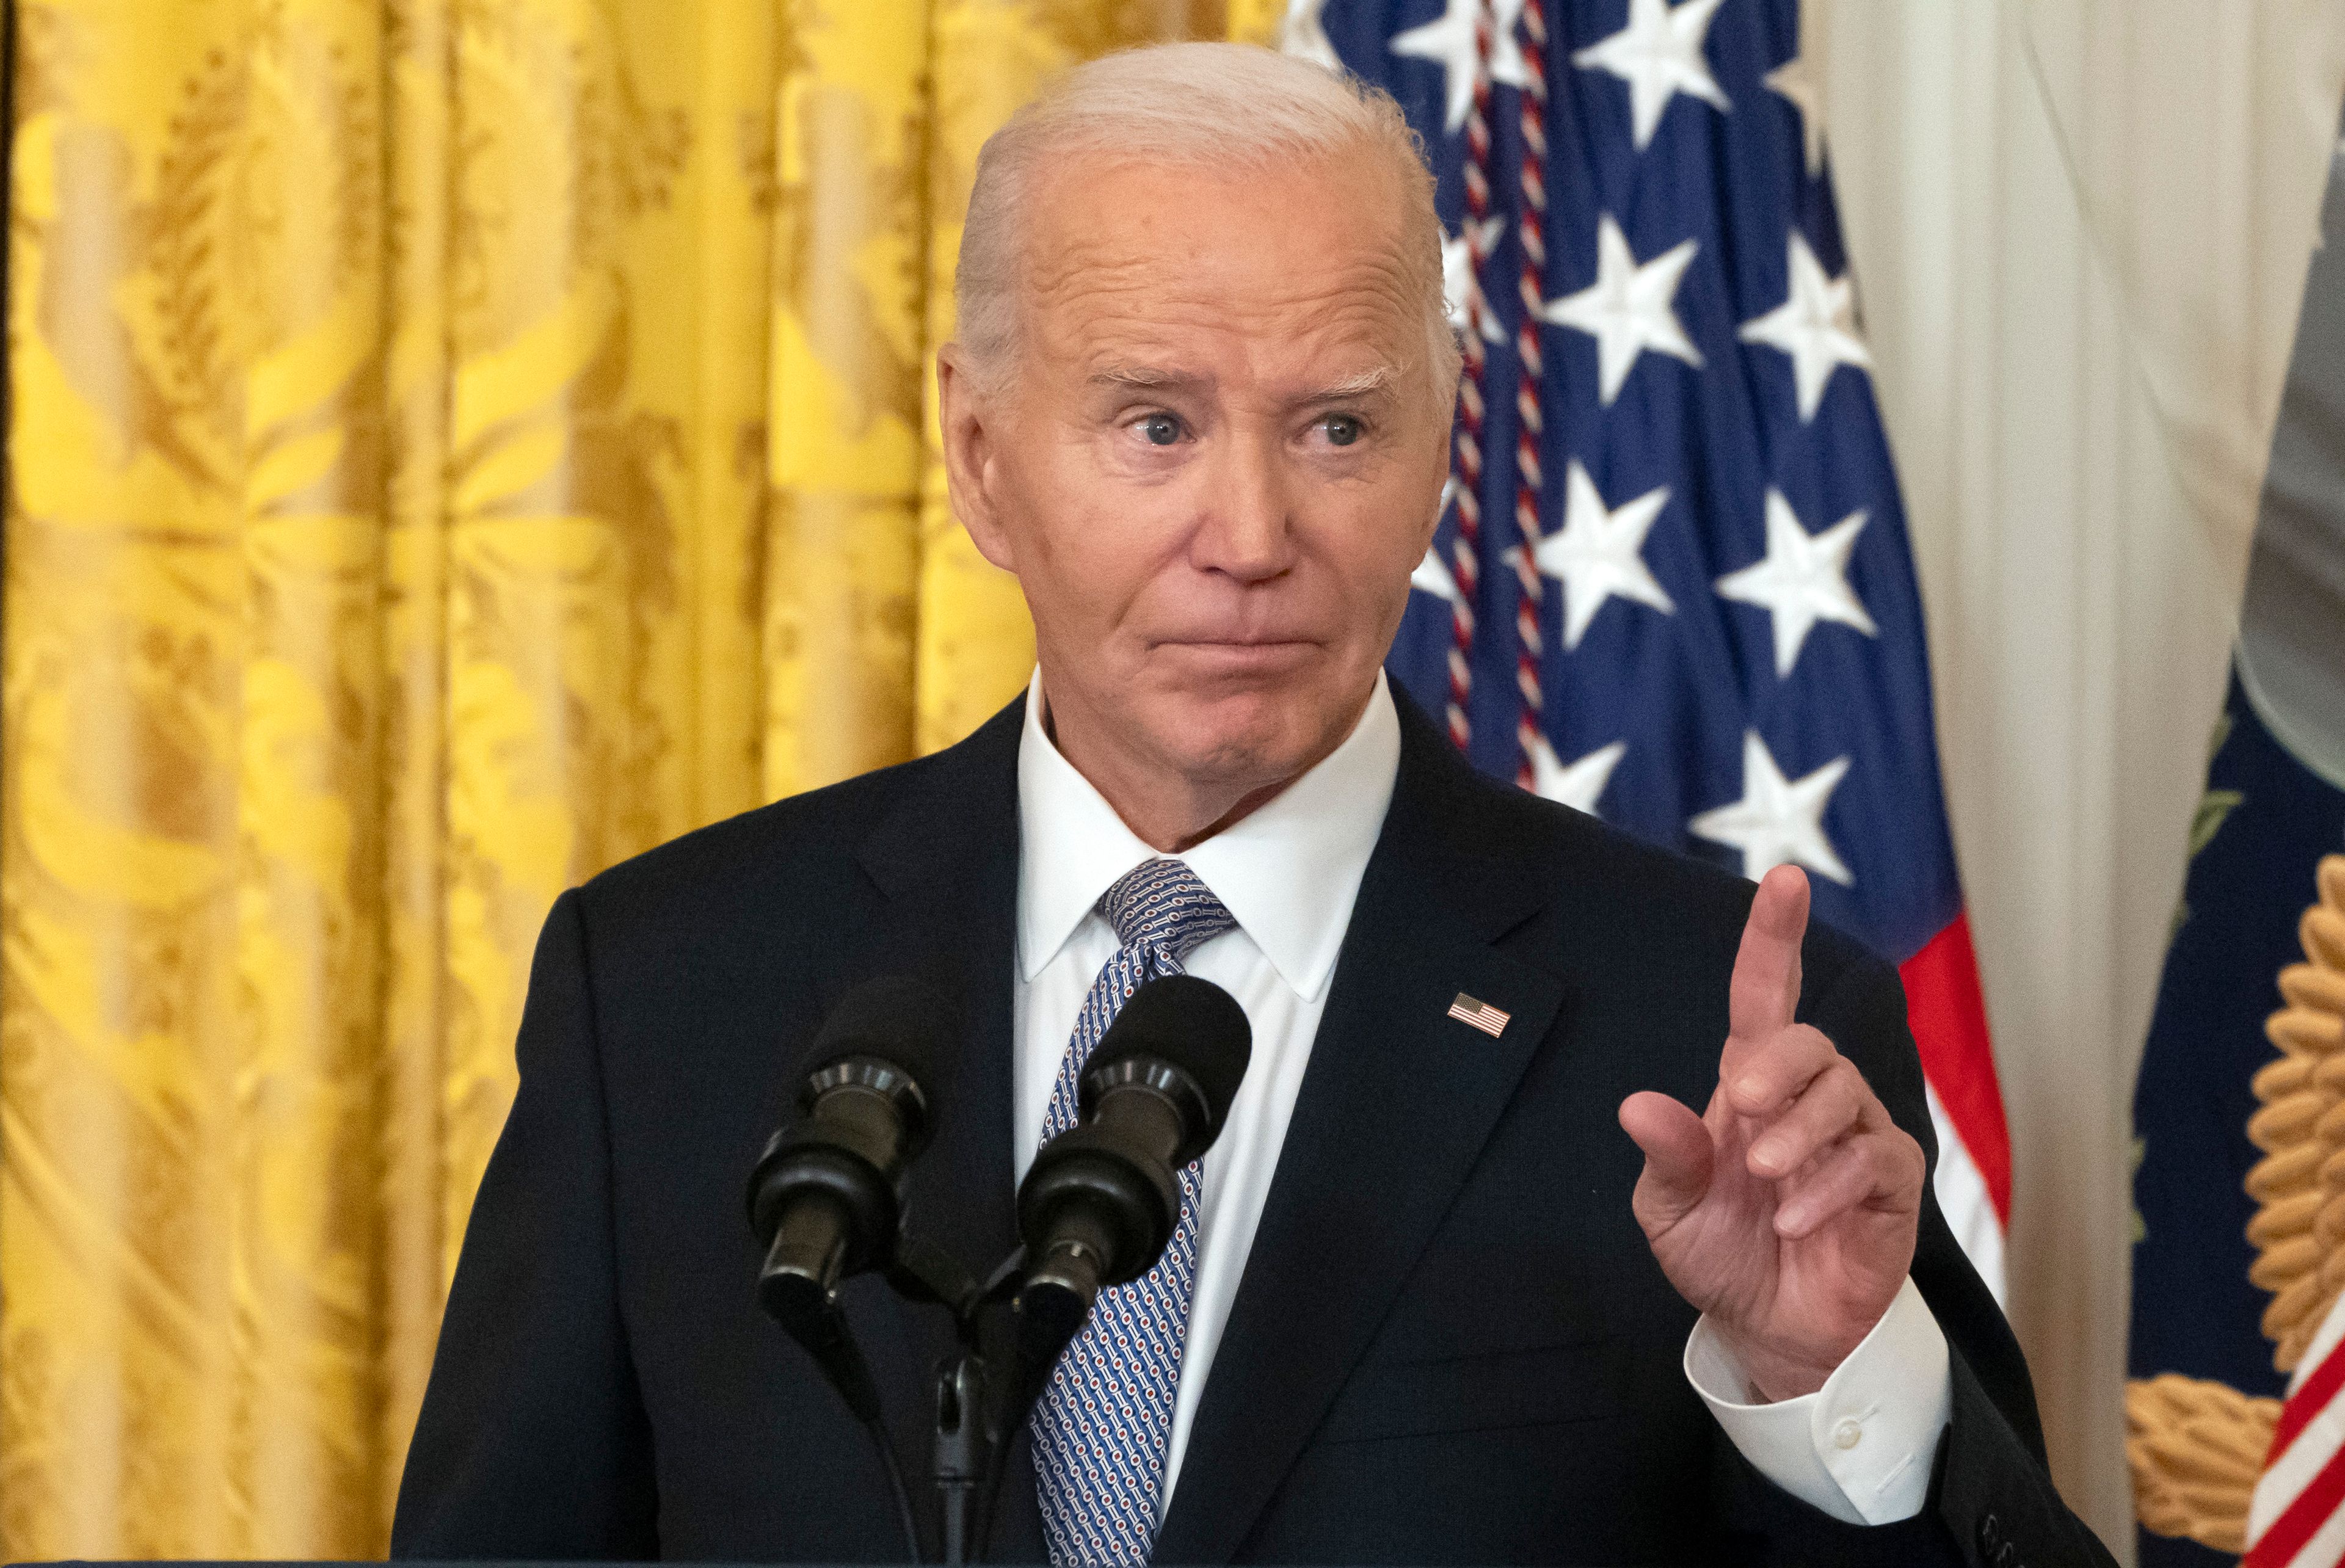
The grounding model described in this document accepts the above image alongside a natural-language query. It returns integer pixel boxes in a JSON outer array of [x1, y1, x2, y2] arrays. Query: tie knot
[[1098, 858, 1235, 960]]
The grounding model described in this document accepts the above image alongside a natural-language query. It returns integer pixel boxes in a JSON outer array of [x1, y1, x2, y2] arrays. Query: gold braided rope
[[2246, 856, 2345, 1368], [2126, 1373, 2281, 1553], [2128, 854, 2345, 1548]]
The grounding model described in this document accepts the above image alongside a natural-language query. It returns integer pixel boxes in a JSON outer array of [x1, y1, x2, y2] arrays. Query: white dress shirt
[[1011, 671, 1952, 1526]]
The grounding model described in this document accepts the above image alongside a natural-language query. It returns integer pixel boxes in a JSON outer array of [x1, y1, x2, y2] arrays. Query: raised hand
[[1617, 865, 1925, 1401]]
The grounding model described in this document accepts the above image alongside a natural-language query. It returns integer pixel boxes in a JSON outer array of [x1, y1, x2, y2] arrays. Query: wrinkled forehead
[[1016, 153, 1430, 393]]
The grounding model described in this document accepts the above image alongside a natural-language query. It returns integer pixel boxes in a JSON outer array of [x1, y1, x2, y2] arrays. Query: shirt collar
[[1015, 670, 1402, 1000]]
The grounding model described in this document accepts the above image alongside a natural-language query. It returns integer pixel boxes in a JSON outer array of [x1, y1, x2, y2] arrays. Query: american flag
[[1449, 992, 1515, 1038], [2247, 1281, 2345, 1568], [1285, 0, 2012, 1291]]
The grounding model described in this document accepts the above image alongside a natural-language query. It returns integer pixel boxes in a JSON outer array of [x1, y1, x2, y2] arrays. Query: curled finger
[[1775, 1127, 1926, 1237], [1725, 1023, 1838, 1118], [1745, 1053, 1865, 1177]]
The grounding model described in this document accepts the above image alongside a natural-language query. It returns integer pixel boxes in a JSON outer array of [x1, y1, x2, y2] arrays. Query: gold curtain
[[0, 0, 1256, 1555]]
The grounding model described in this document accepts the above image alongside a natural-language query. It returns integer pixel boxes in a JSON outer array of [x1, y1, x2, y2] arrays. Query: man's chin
[[1145, 681, 1365, 790]]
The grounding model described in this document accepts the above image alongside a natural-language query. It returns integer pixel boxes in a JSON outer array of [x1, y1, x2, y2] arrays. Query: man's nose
[[1190, 430, 1296, 582]]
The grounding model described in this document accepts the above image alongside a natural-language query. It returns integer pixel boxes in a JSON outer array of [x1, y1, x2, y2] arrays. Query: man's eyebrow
[[1086, 366, 1209, 393], [1083, 365, 1403, 399], [1303, 365, 1402, 401]]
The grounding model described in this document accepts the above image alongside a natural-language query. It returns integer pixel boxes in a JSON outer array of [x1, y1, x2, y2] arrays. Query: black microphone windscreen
[[1089, 974, 1252, 1123], [801, 975, 961, 1105]]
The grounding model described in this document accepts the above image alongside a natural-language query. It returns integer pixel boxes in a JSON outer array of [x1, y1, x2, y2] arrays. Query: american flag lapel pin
[[1447, 992, 1510, 1039]]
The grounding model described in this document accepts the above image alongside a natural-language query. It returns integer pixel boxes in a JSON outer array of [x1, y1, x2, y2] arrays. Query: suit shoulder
[[567, 718, 1010, 943], [1435, 760, 1737, 915]]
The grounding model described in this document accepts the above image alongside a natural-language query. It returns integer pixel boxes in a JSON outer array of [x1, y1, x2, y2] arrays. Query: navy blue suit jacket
[[390, 691, 2112, 1567]]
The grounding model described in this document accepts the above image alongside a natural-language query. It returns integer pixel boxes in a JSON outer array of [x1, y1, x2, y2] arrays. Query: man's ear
[[1417, 387, 1458, 555], [937, 345, 1017, 574]]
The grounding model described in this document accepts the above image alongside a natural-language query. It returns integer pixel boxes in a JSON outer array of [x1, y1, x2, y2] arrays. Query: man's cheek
[[1027, 520, 1132, 641]]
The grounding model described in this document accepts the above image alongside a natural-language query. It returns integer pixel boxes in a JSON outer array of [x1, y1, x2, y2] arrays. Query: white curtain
[[1816, 1, 2345, 1554]]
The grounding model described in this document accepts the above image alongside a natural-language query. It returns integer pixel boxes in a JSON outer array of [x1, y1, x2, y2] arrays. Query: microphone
[[1013, 975, 1252, 1355], [747, 976, 959, 1341], [747, 977, 954, 1562]]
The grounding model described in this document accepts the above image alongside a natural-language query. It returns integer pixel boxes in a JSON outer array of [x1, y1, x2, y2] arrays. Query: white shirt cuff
[[1682, 1275, 1951, 1526]]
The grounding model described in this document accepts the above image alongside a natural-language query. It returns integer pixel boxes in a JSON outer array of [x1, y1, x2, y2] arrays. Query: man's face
[[942, 150, 1453, 805]]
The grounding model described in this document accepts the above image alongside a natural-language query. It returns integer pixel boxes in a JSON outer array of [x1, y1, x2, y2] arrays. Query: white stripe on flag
[[2282, 1499, 2345, 1568], [2247, 1290, 2345, 1553], [2291, 1291, 2345, 1402], [2249, 1376, 2345, 1550], [1925, 1082, 2006, 1305]]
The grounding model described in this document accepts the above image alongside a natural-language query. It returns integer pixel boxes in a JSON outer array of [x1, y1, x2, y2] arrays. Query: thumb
[[1618, 1090, 1716, 1233]]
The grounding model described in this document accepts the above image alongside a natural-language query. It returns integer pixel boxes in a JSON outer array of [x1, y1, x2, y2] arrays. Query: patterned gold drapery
[[0, 0, 1251, 1554]]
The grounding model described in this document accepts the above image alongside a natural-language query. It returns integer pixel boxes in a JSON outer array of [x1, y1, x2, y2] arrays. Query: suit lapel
[[844, 699, 1057, 1559], [850, 699, 1027, 1274], [1155, 700, 1576, 1564]]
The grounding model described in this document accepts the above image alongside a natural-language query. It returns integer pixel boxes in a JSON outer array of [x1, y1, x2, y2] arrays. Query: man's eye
[[1139, 414, 1182, 446], [1323, 415, 1363, 447]]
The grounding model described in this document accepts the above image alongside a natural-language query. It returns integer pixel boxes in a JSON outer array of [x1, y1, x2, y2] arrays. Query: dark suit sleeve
[[390, 889, 660, 1559], [1712, 947, 2117, 1568]]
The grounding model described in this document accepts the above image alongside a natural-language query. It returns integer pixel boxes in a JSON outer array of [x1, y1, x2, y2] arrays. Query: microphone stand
[[877, 1236, 1083, 1565], [762, 1214, 1093, 1566]]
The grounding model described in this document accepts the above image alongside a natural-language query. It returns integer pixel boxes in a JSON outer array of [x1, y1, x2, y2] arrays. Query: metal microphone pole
[[890, 1238, 1092, 1564], [884, 1235, 1023, 1566]]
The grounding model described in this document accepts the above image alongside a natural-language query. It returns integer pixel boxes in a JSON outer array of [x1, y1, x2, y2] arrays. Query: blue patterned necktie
[[1031, 857, 1237, 1566]]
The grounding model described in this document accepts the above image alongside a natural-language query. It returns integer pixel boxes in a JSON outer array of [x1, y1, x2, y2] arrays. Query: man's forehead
[[1025, 145, 1405, 238], [1028, 225, 1416, 311], [1008, 153, 1430, 395], [1025, 158, 1414, 291], [1029, 238, 1423, 388]]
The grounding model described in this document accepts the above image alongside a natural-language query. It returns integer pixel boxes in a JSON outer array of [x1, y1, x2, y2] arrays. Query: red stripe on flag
[[1899, 912, 2012, 1222], [2270, 1335, 2345, 1467], [2245, 1403, 2345, 1567]]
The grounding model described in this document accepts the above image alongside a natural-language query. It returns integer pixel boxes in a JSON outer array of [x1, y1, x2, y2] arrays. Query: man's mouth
[[1152, 638, 1323, 671]]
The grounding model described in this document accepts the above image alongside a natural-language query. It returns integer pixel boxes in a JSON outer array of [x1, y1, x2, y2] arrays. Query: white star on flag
[[1532, 460, 1676, 649], [1392, 0, 1532, 134], [1411, 544, 1462, 604], [1540, 214, 1703, 406], [1715, 488, 1878, 678], [1442, 217, 1508, 343], [1527, 734, 1627, 816], [1737, 231, 1871, 423], [1690, 731, 1855, 885], [1277, 0, 1342, 69], [1571, 0, 1732, 151], [1765, 48, 1827, 176]]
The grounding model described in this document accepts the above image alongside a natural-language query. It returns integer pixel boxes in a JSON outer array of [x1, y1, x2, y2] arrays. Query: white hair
[[953, 42, 1459, 395]]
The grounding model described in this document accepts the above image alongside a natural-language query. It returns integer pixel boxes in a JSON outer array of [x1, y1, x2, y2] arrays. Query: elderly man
[[393, 42, 2111, 1568]]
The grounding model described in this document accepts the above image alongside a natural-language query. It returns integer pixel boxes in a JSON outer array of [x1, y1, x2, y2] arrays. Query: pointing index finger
[[1729, 865, 1810, 1045]]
